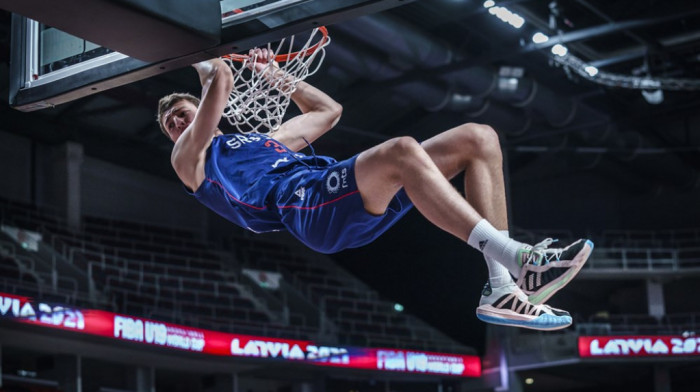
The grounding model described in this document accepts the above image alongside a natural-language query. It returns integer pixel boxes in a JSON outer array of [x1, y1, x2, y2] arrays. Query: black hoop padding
[[0, 0, 222, 62]]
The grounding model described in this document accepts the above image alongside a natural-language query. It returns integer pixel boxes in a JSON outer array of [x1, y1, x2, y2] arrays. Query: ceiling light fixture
[[532, 32, 549, 43], [584, 65, 599, 77], [551, 44, 568, 56], [553, 52, 700, 92], [488, 6, 525, 28]]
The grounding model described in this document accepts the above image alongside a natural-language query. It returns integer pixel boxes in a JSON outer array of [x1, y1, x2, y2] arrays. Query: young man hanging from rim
[[157, 49, 594, 331]]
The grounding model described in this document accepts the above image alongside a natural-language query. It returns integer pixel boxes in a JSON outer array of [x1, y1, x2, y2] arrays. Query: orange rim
[[223, 26, 329, 63]]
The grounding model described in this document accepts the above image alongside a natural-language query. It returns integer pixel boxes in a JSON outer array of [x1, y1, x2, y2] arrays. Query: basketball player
[[157, 50, 594, 330]]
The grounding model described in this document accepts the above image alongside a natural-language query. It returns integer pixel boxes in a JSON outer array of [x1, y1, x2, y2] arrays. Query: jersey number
[[264, 140, 287, 153]]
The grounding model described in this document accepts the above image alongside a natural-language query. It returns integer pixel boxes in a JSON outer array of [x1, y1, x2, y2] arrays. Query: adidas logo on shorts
[[294, 187, 306, 201]]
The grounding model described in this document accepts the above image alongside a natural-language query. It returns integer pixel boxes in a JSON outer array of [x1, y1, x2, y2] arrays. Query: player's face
[[162, 100, 197, 142]]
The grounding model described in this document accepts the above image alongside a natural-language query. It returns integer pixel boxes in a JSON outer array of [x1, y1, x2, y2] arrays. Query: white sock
[[484, 230, 514, 288], [467, 219, 522, 277]]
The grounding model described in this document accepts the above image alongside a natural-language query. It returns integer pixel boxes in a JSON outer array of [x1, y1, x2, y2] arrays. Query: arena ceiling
[[1, 1, 699, 190]]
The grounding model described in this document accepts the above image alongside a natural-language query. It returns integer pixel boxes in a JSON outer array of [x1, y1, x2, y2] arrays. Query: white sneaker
[[476, 281, 572, 331], [516, 238, 594, 304]]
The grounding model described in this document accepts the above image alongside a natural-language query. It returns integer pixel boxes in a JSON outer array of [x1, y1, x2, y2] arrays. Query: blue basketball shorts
[[270, 155, 414, 254]]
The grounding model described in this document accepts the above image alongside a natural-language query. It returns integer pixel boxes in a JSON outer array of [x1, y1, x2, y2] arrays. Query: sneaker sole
[[524, 240, 594, 305], [476, 306, 572, 331]]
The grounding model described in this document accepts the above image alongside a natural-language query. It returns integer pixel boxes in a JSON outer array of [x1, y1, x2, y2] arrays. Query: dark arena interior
[[1, 0, 700, 391]]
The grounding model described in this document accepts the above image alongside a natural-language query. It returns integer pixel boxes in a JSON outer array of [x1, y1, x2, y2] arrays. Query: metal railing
[[576, 313, 700, 336], [581, 247, 700, 277]]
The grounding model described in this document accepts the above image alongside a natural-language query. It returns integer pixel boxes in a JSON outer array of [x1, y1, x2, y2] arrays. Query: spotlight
[[584, 66, 598, 77], [551, 44, 568, 56], [488, 6, 525, 28], [532, 32, 549, 43], [641, 89, 664, 104], [483, 0, 495, 8], [640, 78, 664, 104], [498, 66, 524, 92]]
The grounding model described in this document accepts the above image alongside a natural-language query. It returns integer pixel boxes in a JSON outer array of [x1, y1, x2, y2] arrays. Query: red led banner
[[0, 292, 480, 377], [579, 335, 700, 358]]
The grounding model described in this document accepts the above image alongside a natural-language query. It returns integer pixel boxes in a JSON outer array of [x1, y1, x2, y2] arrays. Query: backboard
[[7, 0, 412, 112]]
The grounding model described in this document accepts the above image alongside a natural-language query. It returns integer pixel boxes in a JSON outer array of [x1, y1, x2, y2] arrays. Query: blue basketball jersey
[[188, 132, 414, 253], [187, 133, 335, 233]]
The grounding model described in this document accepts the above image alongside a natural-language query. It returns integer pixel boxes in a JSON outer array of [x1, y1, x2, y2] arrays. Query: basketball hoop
[[221, 26, 330, 134]]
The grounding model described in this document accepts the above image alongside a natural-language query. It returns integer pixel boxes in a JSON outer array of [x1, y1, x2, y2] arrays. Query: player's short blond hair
[[156, 92, 200, 138]]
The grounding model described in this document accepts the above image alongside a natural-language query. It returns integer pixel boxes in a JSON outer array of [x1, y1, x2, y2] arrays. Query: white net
[[221, 27, 330, 134]]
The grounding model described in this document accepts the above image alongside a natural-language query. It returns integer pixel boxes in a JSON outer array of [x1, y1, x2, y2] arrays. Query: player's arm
[[171, 59, 234, 189], [274, 80, 343, 152], [248, 48, 342, 152]]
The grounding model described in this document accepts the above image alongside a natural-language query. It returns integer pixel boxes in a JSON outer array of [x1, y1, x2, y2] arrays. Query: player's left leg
[[420, 123, 508, 229], [421, 123, 593, 327], [420, 123, 514, 292]]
